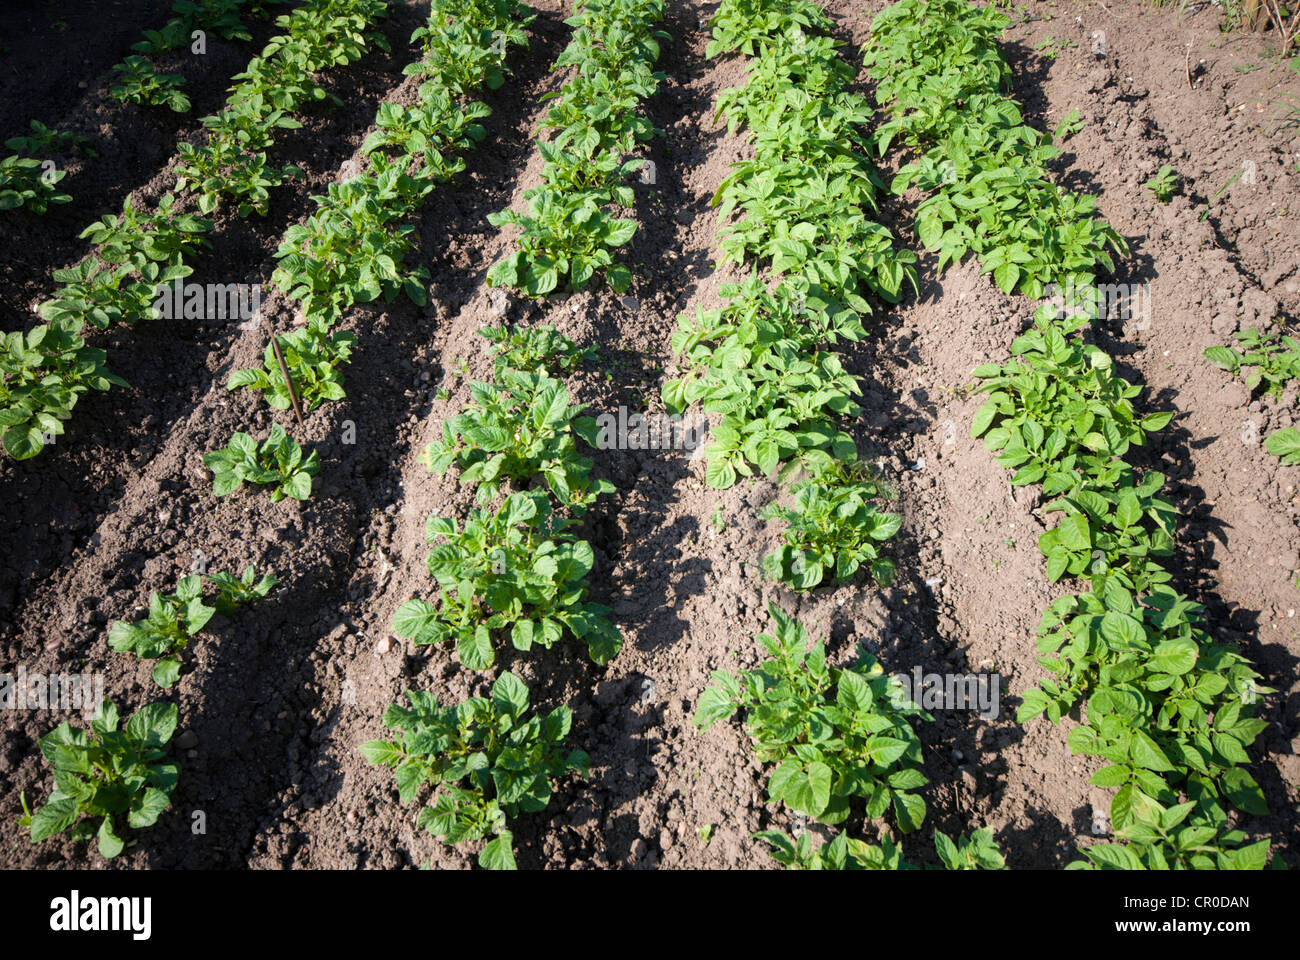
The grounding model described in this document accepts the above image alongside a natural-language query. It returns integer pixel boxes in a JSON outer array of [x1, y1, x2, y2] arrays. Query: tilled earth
[[1, 0, 1297, 869]]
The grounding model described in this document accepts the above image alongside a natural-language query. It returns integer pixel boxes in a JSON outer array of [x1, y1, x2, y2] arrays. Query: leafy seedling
[[207, 564, 278, 615], [392, 490, 621, 669], [361, 672, 588, 870], [0, 155, 71, 213], [203, 423, 320, 501], [1145, 165, 1178, 203], [422, 369, 612, 513], [21, 700, 180, 859], [934, 827, 1006, 869], [695, 603, 930, 830], [1053, 109, 1085, 141], [755, 828, 912, 870], [760, 460, 901, 590], [1204, 325, 1300, 398], [108, 575, 215, 687], [110, 56, 190, 112]]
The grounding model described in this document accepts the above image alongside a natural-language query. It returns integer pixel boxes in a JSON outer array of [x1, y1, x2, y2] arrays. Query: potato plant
[[486, 0, 666, 295], [108, 568, 277, 686], [117, 0, 284, 112], [20, 701, 180, 859], [663, 274, 865, 489], [1145, 165, 1179, 203], [392, 490, 621, 669], [755, 829, 911, 870], [695, 603, 930, 831], [175, 0, 391, 216], [79, 193, 213, 272], [271, 168, 431, 324], [760, 460, 901, 590], [1205, 325, 1300, 399], [866, 0, 1276, 869], [757, 826, 1005, 870], [0, 321, 126, 460], [108, 576, 215, 688], [5, 120, 93, 157], [480, 323, 594, 379], [0, 155, 72, 214], [109, 57, 191, 112], [228, 321, 356, 413], [208, 564, 279, 614], [421, 369, 612, 513], [203, 424, 321, 501], [361, 673, 588, 869]]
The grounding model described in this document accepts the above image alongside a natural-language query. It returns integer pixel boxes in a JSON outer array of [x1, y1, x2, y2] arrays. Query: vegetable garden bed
[[1, 0, 1298, 870]]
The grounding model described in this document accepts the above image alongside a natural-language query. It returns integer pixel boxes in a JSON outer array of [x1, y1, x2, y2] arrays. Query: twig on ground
[[265, 319, 304, 428]]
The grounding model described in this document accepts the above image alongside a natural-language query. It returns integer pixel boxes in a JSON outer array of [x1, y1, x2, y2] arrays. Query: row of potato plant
[[282, 5, 635, 854], [209, 0, 535, 498], [2, 110, 95, 217], [208, 16, 544, 861], [111, 0, 286, 113], [864, 0, 1275, 870], [486, 0, 667, 295], [661, 2, 913, 605], [12, 0, 394, 863], [368, 324, 617, 868], [0, 0, 393, 461], [1205, 325, 1300, 465], [20, 566, 277, 858], [684, 0, 1000, 870], [225, 0, 533, 432]]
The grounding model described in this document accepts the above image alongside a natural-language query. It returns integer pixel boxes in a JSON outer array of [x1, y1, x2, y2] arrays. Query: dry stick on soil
[[265, 317, 304, 427], [1261, 0, 1300, 50], [1185, 42, 1194, 89]]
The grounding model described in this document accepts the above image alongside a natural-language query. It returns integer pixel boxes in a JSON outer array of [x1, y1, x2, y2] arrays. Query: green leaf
[[892, 790, 926, 833], [392, 599, 439, 643], [971, 401, 998, 438], [1129, 729, 1174, 771], [125, 701, 178, 747], [151, 658, 182, 688], [1059, 514, 1091, 551], [458, 625, 494, 671], [29, 797, 81, 843], [282, 470, 313, 501], [1203, 345, 1239, 370], [492, 672, 530, 719], [128, 787, 171, 828], [1149, 638, 1198, 675], [1265, 427, 1300, 462], [480, 831, 517, 870], [694, 677, 739, 730], [98, 817, 125, 859], [781, 761, 832, 817], [359, 740, 404, 767], [1222, 767, 1269, 816]]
